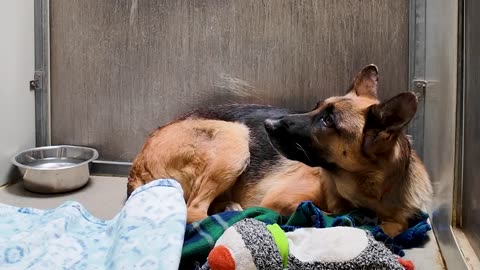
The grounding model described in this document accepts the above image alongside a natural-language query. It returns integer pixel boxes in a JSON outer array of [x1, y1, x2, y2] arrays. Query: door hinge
[[30, 71, 44, 91], [413, 80, 427, 102], [414, 80, 427, 91]]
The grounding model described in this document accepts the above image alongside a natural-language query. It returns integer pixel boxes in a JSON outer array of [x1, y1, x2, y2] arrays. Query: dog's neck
[[391, 138, 432, 208], [381, 136, 413, 197], [328, 134, 431, 217], [379, 136, 432, 219]]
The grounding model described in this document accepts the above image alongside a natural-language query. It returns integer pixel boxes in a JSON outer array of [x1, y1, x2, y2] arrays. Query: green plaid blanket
[[180, 201, 430, 269]]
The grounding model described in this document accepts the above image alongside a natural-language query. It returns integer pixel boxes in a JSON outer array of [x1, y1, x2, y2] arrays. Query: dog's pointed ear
[[347, 64, 379, 99], [368, 92, 417, 132], [363, 92, 417, 155]]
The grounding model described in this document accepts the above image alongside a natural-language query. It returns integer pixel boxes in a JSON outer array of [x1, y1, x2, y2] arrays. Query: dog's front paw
[[380, 220, 407, 237]]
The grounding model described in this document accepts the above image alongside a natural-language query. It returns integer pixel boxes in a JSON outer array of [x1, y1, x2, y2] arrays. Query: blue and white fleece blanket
[[0, 179, 186, 270]]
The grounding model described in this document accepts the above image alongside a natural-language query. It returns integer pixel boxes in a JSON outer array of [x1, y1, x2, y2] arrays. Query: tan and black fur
[[128, 64, 433, 237]]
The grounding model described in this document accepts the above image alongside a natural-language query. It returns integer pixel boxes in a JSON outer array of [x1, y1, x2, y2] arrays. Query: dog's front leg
[[209, 201, 244, 214], [379, 219, 408, 237], [224, 202, 243, 211]]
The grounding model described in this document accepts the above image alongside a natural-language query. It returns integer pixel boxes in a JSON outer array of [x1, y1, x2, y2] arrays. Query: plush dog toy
[[201, 219, 414, 270]]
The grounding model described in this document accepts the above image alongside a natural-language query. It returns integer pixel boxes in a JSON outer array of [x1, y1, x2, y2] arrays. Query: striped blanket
[[180, 201, 431, 269]]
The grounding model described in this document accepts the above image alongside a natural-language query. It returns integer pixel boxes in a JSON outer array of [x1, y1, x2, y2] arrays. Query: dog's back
[[127, 103, 333, 223], [183, 104, 297, 182]]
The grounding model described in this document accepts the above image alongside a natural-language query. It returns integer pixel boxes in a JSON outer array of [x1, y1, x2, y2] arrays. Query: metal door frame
[[33, 0, 131, 176], [33, 0, 50, 148], [409, 0, 470, 269]]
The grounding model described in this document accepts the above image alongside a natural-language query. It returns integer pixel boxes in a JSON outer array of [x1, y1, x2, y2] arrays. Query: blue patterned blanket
[[0, 179, 186, 270]]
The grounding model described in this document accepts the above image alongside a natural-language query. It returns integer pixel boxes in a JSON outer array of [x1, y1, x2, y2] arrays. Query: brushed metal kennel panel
[[462, 0, 480, 258], [50, 0, 409, 161]]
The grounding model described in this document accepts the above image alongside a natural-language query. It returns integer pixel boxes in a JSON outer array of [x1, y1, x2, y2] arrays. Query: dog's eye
[[321, 114, 334, 127]]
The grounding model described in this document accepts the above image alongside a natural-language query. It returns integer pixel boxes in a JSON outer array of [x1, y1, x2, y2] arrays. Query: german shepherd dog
[[127, 64, 433, 237]]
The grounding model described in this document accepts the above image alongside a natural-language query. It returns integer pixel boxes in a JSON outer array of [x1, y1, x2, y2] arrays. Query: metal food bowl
[[12, 145, 99, 193]]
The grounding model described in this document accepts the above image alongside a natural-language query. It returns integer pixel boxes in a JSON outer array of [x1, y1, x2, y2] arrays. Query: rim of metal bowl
[[11, 145, 99, 171]]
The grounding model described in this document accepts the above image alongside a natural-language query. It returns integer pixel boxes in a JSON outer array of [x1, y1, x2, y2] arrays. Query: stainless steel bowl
[[12, 145, 99, 193]]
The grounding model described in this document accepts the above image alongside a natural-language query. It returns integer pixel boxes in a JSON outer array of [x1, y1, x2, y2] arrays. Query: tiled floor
[[0, 176, 446, 269]]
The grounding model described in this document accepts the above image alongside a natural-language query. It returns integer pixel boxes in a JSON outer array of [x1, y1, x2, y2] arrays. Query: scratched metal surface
[[50, 0, 409, 161]]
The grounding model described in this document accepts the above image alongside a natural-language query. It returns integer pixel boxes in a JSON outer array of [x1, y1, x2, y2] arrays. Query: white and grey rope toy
[[202, 218, 413, 270]]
